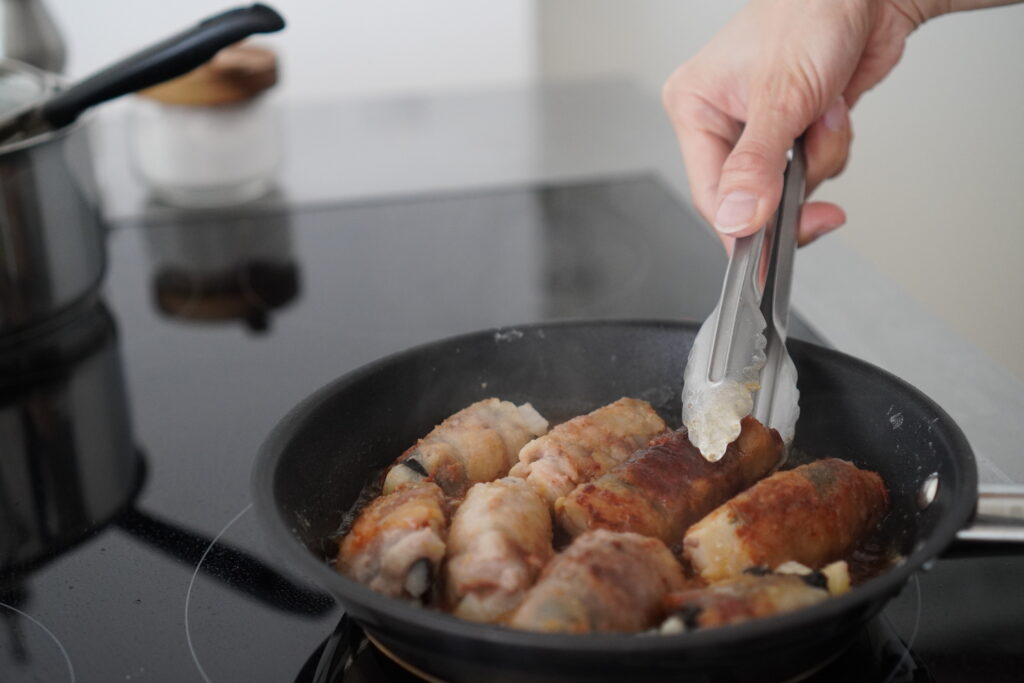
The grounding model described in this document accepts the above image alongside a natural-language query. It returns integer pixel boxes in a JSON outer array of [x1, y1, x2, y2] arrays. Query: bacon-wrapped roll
[[555, 417, 782, 543], [509, 398, 666, 507], [338, 482, 447, 600], [383, 399, 549, 498], [658, 562, 850, 633], [684, 459, 889, 582], [508, 529, 685, 633], [444, 478, 552, 623]]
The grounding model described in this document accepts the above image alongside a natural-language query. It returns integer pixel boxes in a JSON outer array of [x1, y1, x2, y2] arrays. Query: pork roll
[[509, 398, 666, 507], [555, 417, 782, 543], [383, 398, 549, 498], [338, 482, 448, 600], [658, 562, 850, 633], [444, 477, 553, 623], [684, 458, 889, 582], [508, 529, 685, 633]]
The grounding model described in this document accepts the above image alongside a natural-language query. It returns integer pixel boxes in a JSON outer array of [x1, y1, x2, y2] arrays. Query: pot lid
[[139, 43, 278, 106]]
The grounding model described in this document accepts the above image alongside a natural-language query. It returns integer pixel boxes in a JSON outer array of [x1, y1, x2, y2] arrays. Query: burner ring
[[0, 601, 76, 683], [364, 632, 446, 683], [880, 574, 923, 683], [184, 503, 253, 683]]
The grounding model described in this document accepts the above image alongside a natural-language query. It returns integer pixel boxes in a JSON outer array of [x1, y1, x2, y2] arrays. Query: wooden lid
[[139, 43, 278, 106]]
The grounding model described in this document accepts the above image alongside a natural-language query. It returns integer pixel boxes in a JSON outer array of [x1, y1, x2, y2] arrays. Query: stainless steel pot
[[0, 305, 138, 576], [0, 4, 287, 343], [0, 59, 103, 342]]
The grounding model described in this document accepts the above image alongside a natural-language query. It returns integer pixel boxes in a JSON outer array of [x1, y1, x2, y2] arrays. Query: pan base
[[295, 613, 934, 683]]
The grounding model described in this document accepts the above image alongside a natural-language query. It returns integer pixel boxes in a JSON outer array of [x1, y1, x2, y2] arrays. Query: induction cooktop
[[1, 175, 1021, 682]]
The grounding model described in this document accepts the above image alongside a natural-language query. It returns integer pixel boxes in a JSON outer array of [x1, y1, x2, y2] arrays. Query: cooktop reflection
[[1, 175, 1020, 682]]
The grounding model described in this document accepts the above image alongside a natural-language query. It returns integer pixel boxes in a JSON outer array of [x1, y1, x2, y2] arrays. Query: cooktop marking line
[[184, 502, 253, 683], [0, 601, 76, 683], [880, 574, 922, 683]]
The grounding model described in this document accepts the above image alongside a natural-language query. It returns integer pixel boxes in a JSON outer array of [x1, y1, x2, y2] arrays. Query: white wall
[[43, 0, 1024, 376], [539, 0, 1024, 378], [48, 0, 536, 101]]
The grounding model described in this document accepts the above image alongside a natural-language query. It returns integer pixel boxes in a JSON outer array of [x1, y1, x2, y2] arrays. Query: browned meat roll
[[443, 478, 553, 623], [508, 529, 685, 633], [658, 563, 850, 633], [555, 417, 782, 543], [383, 398, 549, 498], [684, 458, 889, 582], [338, 482, 448, 600], [509, 398, 666, 507]]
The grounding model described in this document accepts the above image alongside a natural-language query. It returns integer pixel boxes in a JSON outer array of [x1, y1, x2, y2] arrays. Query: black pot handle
[[943, 483, 1024, 558], [40, 3, 285, 129]]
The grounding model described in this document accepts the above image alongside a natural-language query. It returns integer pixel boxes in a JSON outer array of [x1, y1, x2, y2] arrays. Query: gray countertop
[[91, 80, 1023, 485]]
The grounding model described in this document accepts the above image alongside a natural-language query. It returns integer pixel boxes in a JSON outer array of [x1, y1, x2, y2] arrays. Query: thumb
[[712, 97, 809, 238]]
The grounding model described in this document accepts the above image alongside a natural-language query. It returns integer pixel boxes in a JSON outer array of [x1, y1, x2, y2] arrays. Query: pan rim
[[251, 317, 978, 654]]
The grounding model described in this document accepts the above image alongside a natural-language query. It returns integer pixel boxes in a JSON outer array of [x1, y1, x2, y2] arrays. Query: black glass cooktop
[[1, 176, 1021, 682]]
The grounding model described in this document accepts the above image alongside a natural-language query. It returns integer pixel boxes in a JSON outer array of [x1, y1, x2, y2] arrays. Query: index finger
[[663, 85, 742, 227]]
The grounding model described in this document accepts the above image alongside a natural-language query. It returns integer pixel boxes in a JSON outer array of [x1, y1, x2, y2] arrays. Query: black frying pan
[[252, 320, 988, 683]]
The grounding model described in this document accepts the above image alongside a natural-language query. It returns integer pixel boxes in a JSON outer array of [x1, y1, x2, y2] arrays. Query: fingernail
[[714, 191, 759, 233], [823, 98, 847, 131]]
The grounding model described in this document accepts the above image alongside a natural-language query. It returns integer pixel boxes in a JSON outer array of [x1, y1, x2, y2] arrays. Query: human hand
[[663, 0, 938, 247]]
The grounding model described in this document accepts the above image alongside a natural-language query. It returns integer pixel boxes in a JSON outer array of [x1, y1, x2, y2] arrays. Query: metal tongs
[[682, 138, 806, 460]]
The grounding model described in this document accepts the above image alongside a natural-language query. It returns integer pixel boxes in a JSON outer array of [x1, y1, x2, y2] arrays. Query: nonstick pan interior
[[253, 320, 977, 682]]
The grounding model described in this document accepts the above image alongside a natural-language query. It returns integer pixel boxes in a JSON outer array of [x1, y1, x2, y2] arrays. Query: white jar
[[130, 44, 281, 208]]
